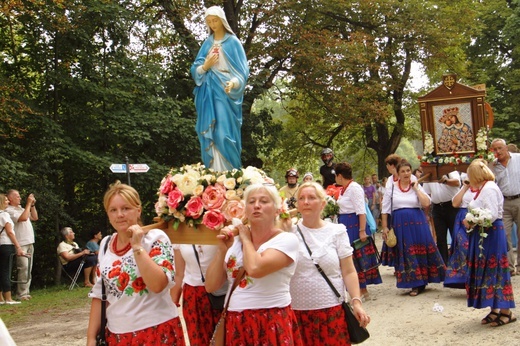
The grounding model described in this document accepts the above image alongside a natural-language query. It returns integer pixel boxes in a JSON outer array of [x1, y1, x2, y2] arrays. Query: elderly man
[[6, 190, 38, 301], [490, 138, 520, 275]]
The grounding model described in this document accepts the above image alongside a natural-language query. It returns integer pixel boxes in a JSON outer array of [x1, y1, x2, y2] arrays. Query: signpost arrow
[[129, 164, 150, 173], [110, 164, 127, 173]]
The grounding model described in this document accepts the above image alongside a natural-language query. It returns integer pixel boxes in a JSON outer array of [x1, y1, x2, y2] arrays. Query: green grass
[[0, 285, 91, 327]]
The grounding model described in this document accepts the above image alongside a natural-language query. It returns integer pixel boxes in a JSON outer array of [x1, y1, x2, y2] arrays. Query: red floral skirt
[[106, 317, 186, 346], [182, 284, 222, 345], [294, 304, 350, 345], [225, 306, 303, 345]]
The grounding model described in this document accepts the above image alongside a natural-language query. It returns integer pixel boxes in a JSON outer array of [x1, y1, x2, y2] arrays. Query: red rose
[[149, 247, 162, 258], [325, 185, 342, 200], [227, 258, 237, 269], [201, 184, 226, 210], [167, 187, 184, 210], [161, 260, 173, 271], [108, 267, 121, 279], [160, 174, 174, 195], [202, 210, 226, 230], [112, 260, 121, 266], [132, 277, 147, 293], [118, 272, 129, 291], [185, 196, 204, 219], [239, 279, 247, 288]]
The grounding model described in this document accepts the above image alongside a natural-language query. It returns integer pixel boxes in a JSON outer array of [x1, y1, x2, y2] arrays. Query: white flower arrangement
[[475, 126, 488, 152], [155, 163, 274, 231], [465, 206, 493, 256], [423, 132, 434, 155]]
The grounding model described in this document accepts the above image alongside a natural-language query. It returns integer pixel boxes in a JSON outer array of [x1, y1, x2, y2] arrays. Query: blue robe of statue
[[191, 33, 249, 171]]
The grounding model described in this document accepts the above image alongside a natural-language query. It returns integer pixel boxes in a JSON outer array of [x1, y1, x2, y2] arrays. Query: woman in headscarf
[[191, 6, 249, 171]]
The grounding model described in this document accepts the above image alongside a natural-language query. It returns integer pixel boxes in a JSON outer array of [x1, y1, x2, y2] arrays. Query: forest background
[[0, 0, 519, 288]]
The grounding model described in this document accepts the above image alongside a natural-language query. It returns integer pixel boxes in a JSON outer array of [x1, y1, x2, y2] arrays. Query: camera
[[73, 248, 84, 254]]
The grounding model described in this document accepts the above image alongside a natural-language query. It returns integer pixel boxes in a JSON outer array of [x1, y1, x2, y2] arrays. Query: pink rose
[[167, 188, 184, 210], [202, 210, 226, 230], [201, 184, 226, 211], [185, 196, 204, 219], [160, 174, 174, 195], [222, 199, 245, 221]]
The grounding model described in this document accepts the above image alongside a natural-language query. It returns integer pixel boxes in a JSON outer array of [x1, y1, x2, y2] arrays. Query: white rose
[[216, 174, 227, 184], [173, 174, 198, 195], [224, 178, 236, 190], [225, 189, 237, 200], [193, 184, 205, 196]]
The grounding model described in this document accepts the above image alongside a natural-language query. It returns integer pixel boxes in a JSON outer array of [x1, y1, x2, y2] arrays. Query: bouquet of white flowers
[[465, 207, 493, 256]]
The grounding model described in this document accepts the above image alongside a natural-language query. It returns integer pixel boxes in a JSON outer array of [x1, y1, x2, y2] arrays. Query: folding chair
[[59, 255, 86, 290]]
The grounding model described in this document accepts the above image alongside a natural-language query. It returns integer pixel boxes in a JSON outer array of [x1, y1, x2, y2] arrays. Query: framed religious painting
[[432, 102, 475, 155]]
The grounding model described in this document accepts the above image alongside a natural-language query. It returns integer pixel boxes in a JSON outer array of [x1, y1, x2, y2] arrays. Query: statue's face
[[206, 15, 224, 33]]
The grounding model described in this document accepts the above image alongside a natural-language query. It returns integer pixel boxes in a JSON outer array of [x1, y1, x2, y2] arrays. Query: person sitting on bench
[[57, 227, 97, 287]]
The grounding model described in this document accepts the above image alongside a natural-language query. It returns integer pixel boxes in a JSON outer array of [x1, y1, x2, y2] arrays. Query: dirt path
[[8, 234, 520, 345]]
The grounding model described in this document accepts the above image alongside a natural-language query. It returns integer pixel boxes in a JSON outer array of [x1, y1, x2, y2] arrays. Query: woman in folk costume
[[191, 6, 249, 171], [463, 159, 516, 327]]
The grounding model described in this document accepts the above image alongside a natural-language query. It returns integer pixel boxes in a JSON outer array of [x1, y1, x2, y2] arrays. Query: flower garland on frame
[[419, 127, 494, 166]]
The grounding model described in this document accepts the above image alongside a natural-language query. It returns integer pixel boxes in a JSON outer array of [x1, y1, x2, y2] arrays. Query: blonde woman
[[463, 159, 516, 327], [290, 182, 370, 345], [205, 183, 302, 345], [86, 182, 185, 345]]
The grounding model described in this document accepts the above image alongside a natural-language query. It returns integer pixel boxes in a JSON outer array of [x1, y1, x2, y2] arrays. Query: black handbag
[[297, 226, 370, 344], [193, 245, 225, 310]]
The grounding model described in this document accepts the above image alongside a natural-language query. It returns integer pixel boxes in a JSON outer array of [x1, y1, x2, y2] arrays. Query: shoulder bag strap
[[192, 245, 205, 283], [390, 182, 394, 224], [99, 236, 111, 343], [296, 225, 342, 300], [222, 267, 246, 315]]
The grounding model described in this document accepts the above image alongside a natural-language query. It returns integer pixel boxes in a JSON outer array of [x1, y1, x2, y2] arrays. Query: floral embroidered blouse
[[89, 229, 178, 334]]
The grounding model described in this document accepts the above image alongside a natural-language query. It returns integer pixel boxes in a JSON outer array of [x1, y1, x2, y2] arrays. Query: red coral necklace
[[398, 180, 411, 193], [473, 181, 488, 200], [111, 234, 131, 256], [341, 180, 353, 195]]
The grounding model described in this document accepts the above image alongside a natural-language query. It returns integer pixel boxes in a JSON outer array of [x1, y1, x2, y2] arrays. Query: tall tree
[[273, 0, 478, 178], [465, 0, 520, 144]]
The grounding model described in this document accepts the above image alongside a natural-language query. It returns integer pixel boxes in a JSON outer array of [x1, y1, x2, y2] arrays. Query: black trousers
[[432, 201, 459, 264]]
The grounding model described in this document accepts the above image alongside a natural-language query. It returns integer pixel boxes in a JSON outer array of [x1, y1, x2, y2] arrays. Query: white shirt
[[173, 244, 228, 295], [5, 205, 34, 246], [492, 153, 520, 197], [225, 232, 299, 312], [89, 229, 178, 334], [453, 188, 477, 208], [337, 182, 365, 215], [0, 211, 14, 245], [423, 171, 461, 204], [382, 181, 431, 214], [290, 222, 353, 310], [467, 181, 504, 221]]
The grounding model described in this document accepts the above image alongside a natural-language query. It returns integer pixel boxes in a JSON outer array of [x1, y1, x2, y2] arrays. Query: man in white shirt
[[6, 190, 38, 301], [422, 171, 461, 264], [490, 139, 520, 275]]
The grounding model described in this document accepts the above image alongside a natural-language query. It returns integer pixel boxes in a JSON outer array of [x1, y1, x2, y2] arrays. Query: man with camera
[[57, 227, 97, 287], [6, 190, 38, 301]]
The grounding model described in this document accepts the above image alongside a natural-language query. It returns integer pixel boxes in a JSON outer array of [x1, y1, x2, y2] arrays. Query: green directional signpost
[[110, 157, 149, 186]]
